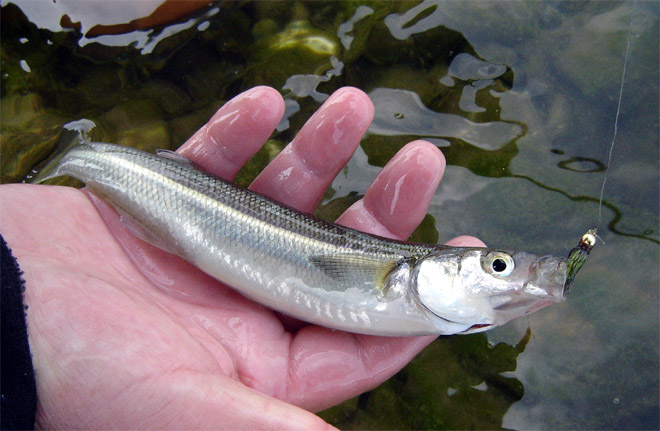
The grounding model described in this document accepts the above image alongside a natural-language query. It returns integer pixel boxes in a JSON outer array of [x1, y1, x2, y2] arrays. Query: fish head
[[411, 249, 567, 334]]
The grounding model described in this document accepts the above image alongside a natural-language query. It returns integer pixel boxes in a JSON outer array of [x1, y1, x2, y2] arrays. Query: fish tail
[[28, 119, 98, 184]]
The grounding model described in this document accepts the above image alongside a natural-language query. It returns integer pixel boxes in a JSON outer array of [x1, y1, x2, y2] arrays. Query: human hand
[[0, 87, 484, 429]]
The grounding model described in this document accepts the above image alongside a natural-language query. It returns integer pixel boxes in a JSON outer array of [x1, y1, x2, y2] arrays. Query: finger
[[336, 140, 445, 240], [178, 86, 285, 180], [249, 87, 374, 213], [445, 235, 486, 247]]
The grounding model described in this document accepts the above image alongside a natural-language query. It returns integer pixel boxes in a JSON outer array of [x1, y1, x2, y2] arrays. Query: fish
[[35, 141, 574, 336]]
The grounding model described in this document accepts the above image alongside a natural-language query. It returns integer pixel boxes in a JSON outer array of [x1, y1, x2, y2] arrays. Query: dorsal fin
[[156, 149, 193, 165]]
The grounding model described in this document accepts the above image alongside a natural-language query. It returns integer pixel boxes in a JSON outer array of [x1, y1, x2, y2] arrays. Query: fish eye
[[492, 258, 507, 272], [482, 252, 515, 277]]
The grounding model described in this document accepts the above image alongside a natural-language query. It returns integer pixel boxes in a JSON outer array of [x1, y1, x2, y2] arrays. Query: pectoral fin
[[309, 254, 401, 291]]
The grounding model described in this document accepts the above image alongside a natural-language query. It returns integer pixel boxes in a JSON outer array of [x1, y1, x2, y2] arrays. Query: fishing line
[[564, 2, 637, 291], [595, 1, 636, 232]]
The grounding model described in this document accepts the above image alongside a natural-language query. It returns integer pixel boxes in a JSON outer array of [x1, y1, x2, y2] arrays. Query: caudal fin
[[28, 119, 98, 184]]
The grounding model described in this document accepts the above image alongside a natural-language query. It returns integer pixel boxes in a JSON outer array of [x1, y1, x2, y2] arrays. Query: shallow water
[[1, 1, 658, 429]]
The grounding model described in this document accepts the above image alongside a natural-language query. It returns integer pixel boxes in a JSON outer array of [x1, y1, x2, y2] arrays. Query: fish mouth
[[489, 256, 567, 320], [493, 295, 557, 315], [533, 255, 569, 300], [494, 297, 544, 311]]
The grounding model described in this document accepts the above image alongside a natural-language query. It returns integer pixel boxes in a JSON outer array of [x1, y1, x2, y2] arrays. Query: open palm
[[0, 87, 483, 429]]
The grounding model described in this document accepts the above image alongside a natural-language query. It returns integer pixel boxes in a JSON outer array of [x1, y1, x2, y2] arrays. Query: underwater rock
[[0, 93, 66, 183], [98, 99, 170, 153], [250, 19, 339, 88], [115, 120, 170, 154]]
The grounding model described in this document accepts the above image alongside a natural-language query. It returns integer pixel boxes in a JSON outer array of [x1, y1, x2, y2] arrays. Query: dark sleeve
[[1, 235, 37, 431]]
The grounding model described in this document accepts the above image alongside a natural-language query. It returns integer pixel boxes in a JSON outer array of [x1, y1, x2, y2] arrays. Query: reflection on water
[[368, 88, 522, 150], [1, 0, 657, 429]]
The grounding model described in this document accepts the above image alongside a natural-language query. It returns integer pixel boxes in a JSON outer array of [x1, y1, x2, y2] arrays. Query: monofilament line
[[596, 1, 636, 230]]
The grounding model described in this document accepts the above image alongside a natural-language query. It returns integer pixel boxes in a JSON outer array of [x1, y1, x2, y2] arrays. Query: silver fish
[[37, 142, 569, 336]]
